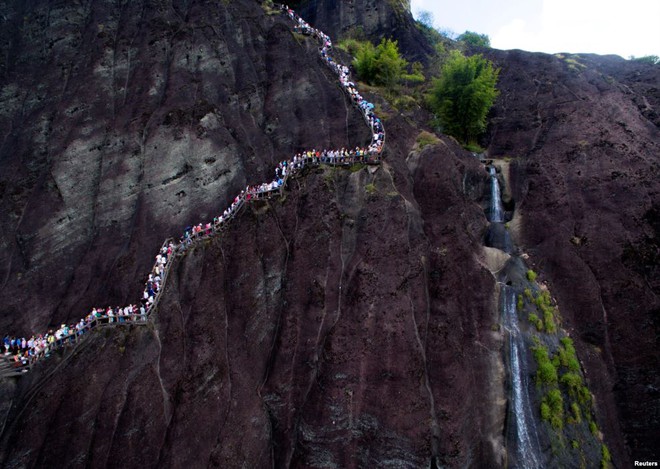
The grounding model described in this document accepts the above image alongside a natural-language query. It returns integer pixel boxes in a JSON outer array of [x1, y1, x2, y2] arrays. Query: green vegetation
[[561, 372, 582, 391], [291, 31, 307, 44], [323, 167, 337, 187], [532, 345, 557, 386], [385, 0, 408, 18], [534, 291, 550, 308], [565, 57, 586, 72], [428, 50, 499, 144], [559, 337, 580, 372], [365, 183, 377, 194], [341, 25, 367, 41], [523, 281, 603, 455], [457, 31, 491, 48], [533, 290, 557, 334], [555, 53, 586, 72], [577, 384, 592, 405], [542, 389, 564, 429], [528, 313, 543, 331], [531, 336, 592, 433], [416, 131, 441, 149], [521, 284, 559, 335], [351, 38, 422, 88], [416, 9, 434, 29], [629, 54, 660, 65], [530, 321, 602, 448], [391, 94, 418, 111], [601, 444, 612, 469], [569, 402, 582, 424], [463, 142, 485, 153], [543, 309, 556, 333], [260, 0, 280, 15], [336, 38, 365, 56], [413, 10, 455, 52]]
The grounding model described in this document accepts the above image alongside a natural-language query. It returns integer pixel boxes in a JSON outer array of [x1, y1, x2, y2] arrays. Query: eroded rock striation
[[485, 48, 659, 463], [0, 0, 658, 467], [291, 0, 433, 62]]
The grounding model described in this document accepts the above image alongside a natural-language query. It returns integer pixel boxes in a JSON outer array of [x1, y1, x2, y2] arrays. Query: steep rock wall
[[291, 0, 433, 62], [2, 0, 658, 466], [0, 0, 369, 334], [0, 141, 500, 468], [486, 49, 660, 464], [0, 0, 503, 467]]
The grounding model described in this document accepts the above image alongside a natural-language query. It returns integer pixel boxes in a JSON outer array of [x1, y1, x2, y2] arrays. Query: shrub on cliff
[[428, 50, 499, 144], [542, 389, 564, 429], [629, 54, 659, 65], [457, 31, 491, 48], [350, 38, 423, 88]]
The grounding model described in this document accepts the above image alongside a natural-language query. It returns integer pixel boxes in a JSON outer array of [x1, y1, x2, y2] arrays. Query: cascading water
[[483, 164, 544, 465], [485, 166, 514, 253], [489, 166, 504, 223], [501, 285, 542, 468]]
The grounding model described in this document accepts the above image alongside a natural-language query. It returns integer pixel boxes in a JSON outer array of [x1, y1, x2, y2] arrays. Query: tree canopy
[[352, 38, 410, 88], [416, 10, 434, 29], [457, 31, 491, 48], [429, 50, 500, 144], [629, 54, 659, 65]]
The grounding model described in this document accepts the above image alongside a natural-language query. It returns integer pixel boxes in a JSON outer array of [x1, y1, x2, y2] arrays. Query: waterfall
[[489, 167, 504, 223], [502, 285, 542, 468]]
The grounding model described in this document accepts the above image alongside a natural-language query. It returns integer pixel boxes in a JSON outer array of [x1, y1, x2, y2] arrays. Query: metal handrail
[[1, 3, 387, 379], [0, 314, 148, 374]]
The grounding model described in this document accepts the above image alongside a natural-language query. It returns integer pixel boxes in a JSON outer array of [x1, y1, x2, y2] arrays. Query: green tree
[[416, 10, 434, 29], [429, 50, 499, 144], [353, 41, 377, 82], [402, 61, 425, 84], [352, 38, 409, 88], [374, 38, 408, 88], [629, 54, 660, 64], [458, 31, 491, 48]]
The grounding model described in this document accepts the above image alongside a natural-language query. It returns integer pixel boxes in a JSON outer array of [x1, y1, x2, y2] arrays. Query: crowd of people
[[2, 241, 174, 371], [287, 4, 385, 156], [176, 5, 387, 245], [1, 4, 386, 375]]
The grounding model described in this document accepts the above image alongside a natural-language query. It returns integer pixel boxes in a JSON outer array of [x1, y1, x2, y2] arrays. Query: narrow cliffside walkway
[[0, 4, 385, 378]]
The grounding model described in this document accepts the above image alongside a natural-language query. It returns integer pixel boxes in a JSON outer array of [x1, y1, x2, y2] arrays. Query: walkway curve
[[0, 3, 386, 378]]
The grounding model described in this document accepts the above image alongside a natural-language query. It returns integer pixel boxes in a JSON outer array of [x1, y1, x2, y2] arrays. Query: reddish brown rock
[[0, 0, 498, 467], [0, 0, 658, 467], [485, 49, 660, 464]]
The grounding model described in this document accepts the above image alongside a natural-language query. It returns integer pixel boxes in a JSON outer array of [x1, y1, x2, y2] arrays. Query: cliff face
[[0, 0, 658, 467], [0, 0, 368, 334], [291, 0, 433, 61], [0, 143, 499, 468], [0, 0, 499, 467], [485, 49, 660, 462]]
